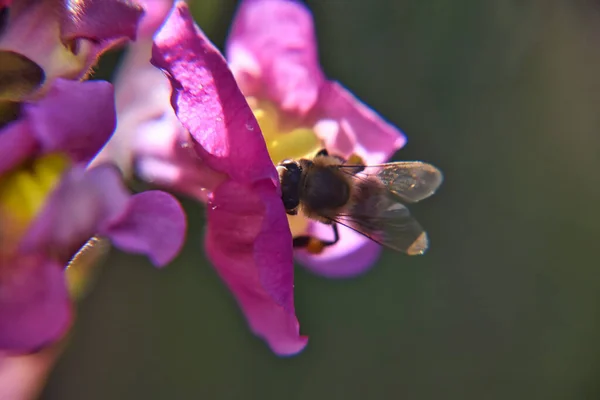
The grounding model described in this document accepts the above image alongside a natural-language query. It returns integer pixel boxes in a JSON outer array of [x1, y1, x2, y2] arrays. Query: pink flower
[[0, 79, 186, 352], [226, 0, 407, 277], [150, 3, 307, 356], [0, 0, 143, 100]]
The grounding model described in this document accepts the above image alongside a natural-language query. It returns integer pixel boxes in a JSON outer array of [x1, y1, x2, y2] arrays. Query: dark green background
[[42, 1, 600, 399]]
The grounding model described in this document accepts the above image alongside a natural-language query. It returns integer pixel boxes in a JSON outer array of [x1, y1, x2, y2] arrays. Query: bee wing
[[329, 199, 429, 255], [340, 161, 443, 203]]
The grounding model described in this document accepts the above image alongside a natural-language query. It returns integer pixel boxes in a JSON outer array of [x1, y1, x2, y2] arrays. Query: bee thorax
[[302, 168, 350, 211]]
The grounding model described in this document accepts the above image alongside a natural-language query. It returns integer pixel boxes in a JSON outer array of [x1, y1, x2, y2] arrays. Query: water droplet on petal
[[246, 123, 254, 131]]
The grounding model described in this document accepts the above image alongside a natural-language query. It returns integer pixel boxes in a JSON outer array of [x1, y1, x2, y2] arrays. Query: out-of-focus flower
[[0, 78, 186, 352], [0, 344, 61, 400], [0, 0, 143, 101], [226, 0, 406, 277], [151, 2, 306, 356]]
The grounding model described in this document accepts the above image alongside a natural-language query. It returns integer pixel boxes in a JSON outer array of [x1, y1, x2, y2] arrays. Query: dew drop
[[246, 123, 254, 131]]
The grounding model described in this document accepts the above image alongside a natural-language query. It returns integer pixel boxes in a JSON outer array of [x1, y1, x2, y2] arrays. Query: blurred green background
[[42, 0, 600, 399]]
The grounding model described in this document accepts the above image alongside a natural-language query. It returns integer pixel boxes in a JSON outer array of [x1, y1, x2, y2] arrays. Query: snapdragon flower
[[226, 0, 407, 277], [149, 2, 306, 356], [0, 78, 186, 352]]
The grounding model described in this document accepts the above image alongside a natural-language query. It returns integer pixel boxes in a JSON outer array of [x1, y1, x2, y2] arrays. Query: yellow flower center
[[249, 98, 322, 237], [0, 153, 69, 241]]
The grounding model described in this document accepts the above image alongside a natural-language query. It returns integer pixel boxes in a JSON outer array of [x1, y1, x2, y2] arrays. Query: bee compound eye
[[282, 196, 299, 211]]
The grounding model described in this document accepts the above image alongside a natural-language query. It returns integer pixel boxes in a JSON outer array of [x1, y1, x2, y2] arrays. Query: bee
[[276, 149, 443, 255]]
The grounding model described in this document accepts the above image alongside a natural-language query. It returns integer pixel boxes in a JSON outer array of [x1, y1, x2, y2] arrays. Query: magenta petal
[[0, 119, 37, 175], [226, 0, 324, 115], [295, 222, 383, 278], [151, 2, 276, 186], [102, 190, 186, 267], [60, 0, 143, 44], [21, 164, 130, 256], [313, 82, 407, 164], [0, 256, 70, 351], [206, 180, 307, 356], [24, 79, 116, 164]]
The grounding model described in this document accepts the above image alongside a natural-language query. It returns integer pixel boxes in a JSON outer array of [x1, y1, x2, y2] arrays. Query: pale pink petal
[[226, 0, 324, 115], [136, 0, 175, 37], [0, 345, 61, 400], [312, 82, 407, 164]]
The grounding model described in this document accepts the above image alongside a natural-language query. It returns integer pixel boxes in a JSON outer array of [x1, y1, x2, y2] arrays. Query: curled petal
[[60, 0, 144, 74], [151, 2, 276, 186], [0, 256, 71, 352], [0, 0, 143, 90], [60, 0, 143, 44], [206, 180, 307, 356], [313, 82, 406, 164], [295, 222, 383, 278], [24, 79, 116, 164], [102, 190, 186, 267], [226, 0, 324, 115], [0, 1, 87, 85]]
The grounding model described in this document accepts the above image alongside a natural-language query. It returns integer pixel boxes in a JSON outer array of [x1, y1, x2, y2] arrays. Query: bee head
[[276, 160, 302, 214]]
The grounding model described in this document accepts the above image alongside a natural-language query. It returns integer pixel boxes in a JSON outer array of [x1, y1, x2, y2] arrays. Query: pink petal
[[20, 164, 131, 257], [60, 0, 143, 47], [226, 0, 324, 115], [0, 346, 60, 400], [136, 0, 175, 38], [312, 82, 407, 164], [0, 119, 37, 176], [153, 3, 304, 355], [151, 2, 277, 186], [1, 0, 143, 86], [25, 79, 116, 164], [206, 180, 307, 356], [0, 256, 71, 352], [102, 190, 186, 267], [295, 222, 383, 278]]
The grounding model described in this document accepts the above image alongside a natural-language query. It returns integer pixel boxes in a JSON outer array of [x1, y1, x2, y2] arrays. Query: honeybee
[[276, 149, 443, 255]]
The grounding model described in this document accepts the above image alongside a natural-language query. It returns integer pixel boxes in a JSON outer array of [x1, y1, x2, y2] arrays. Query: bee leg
[[293, 224, 340, 255]]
